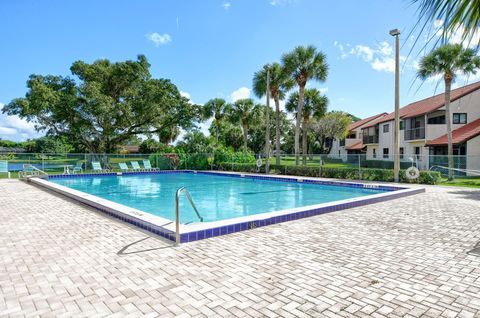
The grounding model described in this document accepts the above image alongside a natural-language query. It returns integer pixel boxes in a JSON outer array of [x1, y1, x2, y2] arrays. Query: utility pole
[[390, 28, 401, 182], [264, 65, 271, 174]]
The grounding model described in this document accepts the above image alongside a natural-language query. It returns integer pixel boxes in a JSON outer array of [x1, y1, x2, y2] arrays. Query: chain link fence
[[1, 152, 479, 182]]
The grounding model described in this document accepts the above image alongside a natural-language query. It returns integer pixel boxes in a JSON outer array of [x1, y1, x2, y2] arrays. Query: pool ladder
[[175, 187, 203, 246]]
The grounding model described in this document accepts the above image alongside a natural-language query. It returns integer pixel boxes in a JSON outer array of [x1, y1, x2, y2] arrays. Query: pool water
[[50, 172, 386, 223]]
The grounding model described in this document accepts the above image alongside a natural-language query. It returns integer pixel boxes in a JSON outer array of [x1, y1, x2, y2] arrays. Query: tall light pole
[[264, 64, 271, 174], [390, 28, 400, 182]]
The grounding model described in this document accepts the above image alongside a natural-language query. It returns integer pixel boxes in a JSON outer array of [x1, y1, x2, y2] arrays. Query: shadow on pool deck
[[117, 236, 175, 255], [448, 189, 480, 201]]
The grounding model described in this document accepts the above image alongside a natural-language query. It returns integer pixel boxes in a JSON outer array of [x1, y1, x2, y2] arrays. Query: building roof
[[348, 112, 388, 131], [0, 147, 26, 153], [345, 141, 365, 150], [426, 118, 480, 146], [363, 81, 480, 129]]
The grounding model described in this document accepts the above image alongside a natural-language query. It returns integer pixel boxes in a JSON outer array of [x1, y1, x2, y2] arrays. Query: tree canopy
[[2, 55, 199, 153], [310, 111, 351, 153], [413, 0, 480, 46]]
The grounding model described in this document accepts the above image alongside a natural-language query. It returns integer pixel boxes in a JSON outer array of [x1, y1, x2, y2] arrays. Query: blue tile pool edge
[[180, 186, 425, 243], [32, 171, 424, 243]]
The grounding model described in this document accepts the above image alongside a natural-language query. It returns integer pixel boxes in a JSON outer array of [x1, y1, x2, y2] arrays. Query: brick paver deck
[[0, 179, 479, 317]]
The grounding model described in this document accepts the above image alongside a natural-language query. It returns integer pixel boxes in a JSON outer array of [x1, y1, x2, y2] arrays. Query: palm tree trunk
[[242, 124, 248, 154], [302, 116, 308, 165], [215, 120, 219, 145], [294, 85, 305, 165], [444, 76, 454, 181], [274, 97, 281, 167]]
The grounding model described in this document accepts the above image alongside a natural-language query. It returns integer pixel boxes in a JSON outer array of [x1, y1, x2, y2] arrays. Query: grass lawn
[[0, 171, 19, 179], [268, 157, 355, 169], [437, 176, 480, 188]]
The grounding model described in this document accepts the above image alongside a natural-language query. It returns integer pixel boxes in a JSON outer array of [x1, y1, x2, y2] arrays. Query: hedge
[[361, 159, 412, 169], [216, 162, 440, 185]]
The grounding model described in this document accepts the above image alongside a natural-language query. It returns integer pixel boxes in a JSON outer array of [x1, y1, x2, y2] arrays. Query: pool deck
[[0, 178, 479, 317]]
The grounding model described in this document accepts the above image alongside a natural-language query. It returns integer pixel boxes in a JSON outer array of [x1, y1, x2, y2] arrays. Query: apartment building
[[331, 81, 480, 173]]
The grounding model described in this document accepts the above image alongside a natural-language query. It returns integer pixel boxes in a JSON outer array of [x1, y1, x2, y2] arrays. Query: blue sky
[[1, 0, 479, 141]]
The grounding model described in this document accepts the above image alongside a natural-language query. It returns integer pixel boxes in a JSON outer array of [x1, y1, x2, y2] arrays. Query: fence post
[[358, 154, 361, 179]]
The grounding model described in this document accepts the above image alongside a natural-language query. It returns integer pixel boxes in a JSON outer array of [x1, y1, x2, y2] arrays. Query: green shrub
[[149, 153, 180, 170], [217, 162, 264, 173], [215, 162, 440, 185], [182, 153, 210, 170], [213, 148, 255, 165], [361, 160, 412, 169]]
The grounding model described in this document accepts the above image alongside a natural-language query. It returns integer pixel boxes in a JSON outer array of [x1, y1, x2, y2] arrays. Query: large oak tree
[[3, 55, 199, 153]]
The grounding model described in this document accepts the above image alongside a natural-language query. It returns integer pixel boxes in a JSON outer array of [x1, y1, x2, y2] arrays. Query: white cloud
[[222, 2, 231, 10], [333, 41, 349, 59], [319, 87, 328, 94], [145, 32, 172, 46], [0, 102, 42, 141], [270, 0, 295, 6], [371, 57, 395, 73], [180, 91, 191, 101], [434, 19, 480, 48], [230, 87, 251, 102], [0, 127, 17, 135], [351, 45, 375, 61], [335, 40, 414, 74]]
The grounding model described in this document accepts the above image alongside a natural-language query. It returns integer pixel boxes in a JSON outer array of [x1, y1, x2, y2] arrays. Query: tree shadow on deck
[[448, 189, 480, 201]]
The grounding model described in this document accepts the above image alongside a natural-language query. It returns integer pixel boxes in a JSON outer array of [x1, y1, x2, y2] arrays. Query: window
[[453, 113, 467, 124], [383, 148, 389, 159], [373, 148, 376, 158], [414, 146, 421, 161], [400, 120, 405, 130], [339, 139, 345, 146], [428, 115, 445, 124], [383, 124, 389, 133], [347, 132, 356, 139], [400, 147, 404, 159]]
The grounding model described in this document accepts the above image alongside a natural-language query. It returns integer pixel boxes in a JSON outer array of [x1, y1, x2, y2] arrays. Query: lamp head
[[389, 29, 400, 36]]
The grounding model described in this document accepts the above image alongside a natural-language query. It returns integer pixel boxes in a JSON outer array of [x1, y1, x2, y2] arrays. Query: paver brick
[[0, 179, 479, 317]]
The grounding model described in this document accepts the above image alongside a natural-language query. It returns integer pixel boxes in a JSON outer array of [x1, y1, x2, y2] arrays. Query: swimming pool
[[31, 171, 424, 243], [48, 172, 388, 223]]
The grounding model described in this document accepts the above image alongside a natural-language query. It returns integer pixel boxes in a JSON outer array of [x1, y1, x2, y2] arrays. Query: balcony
[[363, 135, 379, 144], [404, 127, 425, 141]]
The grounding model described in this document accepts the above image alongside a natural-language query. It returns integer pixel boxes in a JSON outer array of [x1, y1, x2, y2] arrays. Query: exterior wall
[[329, 127, 363, 161], [428, 88, 480, 140], [364, 88, 480, 169], [329, 140, 348, 160], [466, 135, 480, 175], [366, 145, 378, 160], [333, 88, 480, 168], [378, 121, 393, 160]]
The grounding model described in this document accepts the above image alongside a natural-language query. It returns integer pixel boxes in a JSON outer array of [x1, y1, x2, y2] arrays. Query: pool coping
[[29, 170, 425, 243]]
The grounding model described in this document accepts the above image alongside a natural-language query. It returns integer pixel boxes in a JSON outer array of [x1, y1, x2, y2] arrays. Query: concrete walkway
[[0, 179, 479, 317]]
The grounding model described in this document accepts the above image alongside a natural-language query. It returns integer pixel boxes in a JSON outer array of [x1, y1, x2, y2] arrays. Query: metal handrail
[[175, 187, 203, 246], [19, 165, 48, 179]]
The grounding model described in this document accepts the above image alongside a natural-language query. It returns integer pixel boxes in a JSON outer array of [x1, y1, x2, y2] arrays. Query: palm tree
[[228, 98, 259, 154], [158, 126, 180, 145], [418, 43, 480, 180], [413, 0, 480, 46], [203, 98, 230, 145], [253, 63, 293, 167], [286, 88, 328, 164], [282, 45, 328, 165]]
